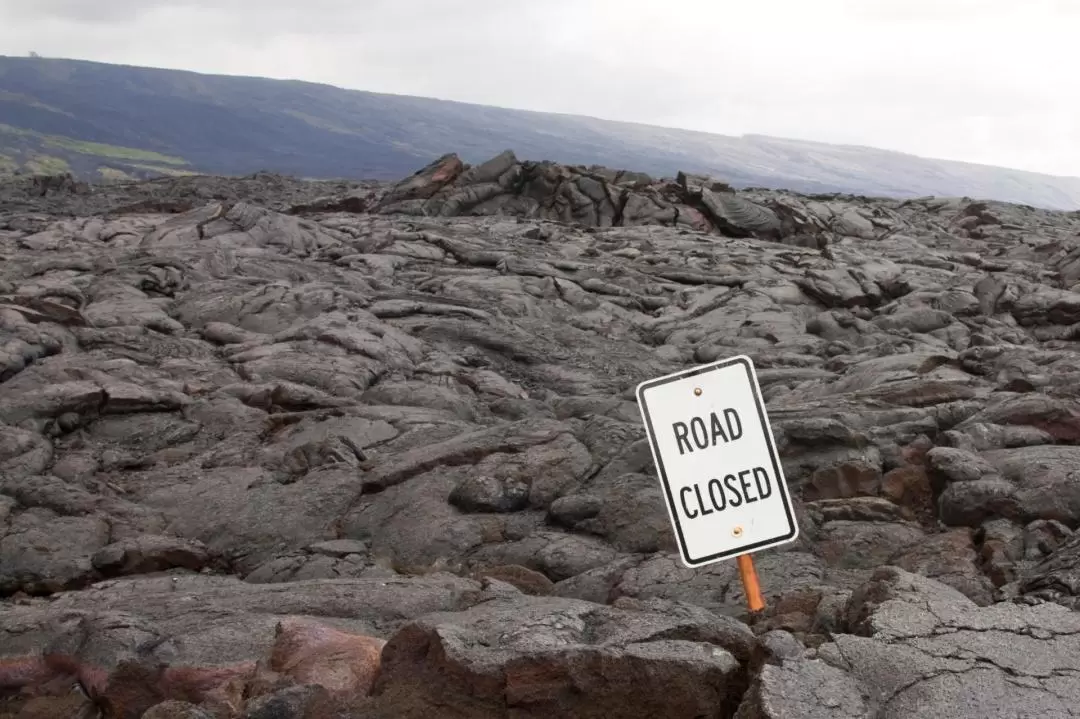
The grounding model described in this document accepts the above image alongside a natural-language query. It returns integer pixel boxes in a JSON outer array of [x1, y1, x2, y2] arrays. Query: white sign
[[636, 354, 799, 568]]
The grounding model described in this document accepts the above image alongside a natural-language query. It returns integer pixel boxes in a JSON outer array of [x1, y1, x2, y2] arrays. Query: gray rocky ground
[[2, 150, 1080, 717]]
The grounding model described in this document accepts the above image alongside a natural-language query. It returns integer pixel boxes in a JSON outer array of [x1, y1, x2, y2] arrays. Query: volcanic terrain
[[2, 151, 1080, 717]]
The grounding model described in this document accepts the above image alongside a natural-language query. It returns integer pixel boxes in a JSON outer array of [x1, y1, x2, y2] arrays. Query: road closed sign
[[636, 355, 799, 568]]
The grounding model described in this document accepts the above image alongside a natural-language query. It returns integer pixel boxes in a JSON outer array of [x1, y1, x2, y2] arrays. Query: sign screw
[[693, 387, 702, 396], [732, 526, 743, 537]]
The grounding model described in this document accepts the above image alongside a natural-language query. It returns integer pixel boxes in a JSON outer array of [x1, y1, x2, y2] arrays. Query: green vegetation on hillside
[[128, 163, 199, 177], [0, 123, 188, 165], [97, 166, 134, 181], [24, 154, 69, 173], [47, 136, 188, 165], [281, 109, 358, 135], [0, 120, 191, 180]]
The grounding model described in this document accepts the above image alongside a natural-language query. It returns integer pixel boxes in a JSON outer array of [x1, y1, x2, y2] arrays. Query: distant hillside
[[2, 55, 1079, 209]]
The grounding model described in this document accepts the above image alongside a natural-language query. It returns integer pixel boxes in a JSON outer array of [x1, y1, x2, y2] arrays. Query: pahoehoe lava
[[2, 151, 1080, 717]]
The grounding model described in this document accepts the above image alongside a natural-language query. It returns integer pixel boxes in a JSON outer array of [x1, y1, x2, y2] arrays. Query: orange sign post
[[736, 554, 765, 613]]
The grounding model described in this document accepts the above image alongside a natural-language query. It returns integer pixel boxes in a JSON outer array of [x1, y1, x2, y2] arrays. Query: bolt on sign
[[636, 355, 799, 569]]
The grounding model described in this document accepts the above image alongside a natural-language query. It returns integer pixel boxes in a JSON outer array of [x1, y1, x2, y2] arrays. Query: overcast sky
[[2, 0, 1077, 177]]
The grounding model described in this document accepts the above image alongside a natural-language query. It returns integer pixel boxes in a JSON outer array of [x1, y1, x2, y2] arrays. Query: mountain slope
[[2, 54, 1079, 209]]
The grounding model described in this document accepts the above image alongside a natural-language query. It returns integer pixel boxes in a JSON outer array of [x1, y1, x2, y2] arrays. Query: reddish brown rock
[[0, 655, 58, 696], [97, 660, 256, 719], [803, 460, 882, 501], [267, 618, 385, 697], [891, 529, 995, 605], [898, 435, 936, 467], [881, 466, 935, 518], [374, 153, 466, 207], [755, 588, 826, 638], [365, 594, 754, 718]]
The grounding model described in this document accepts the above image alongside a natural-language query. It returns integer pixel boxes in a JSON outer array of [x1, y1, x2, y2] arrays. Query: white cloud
[[1, 0, 1077, 176]]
